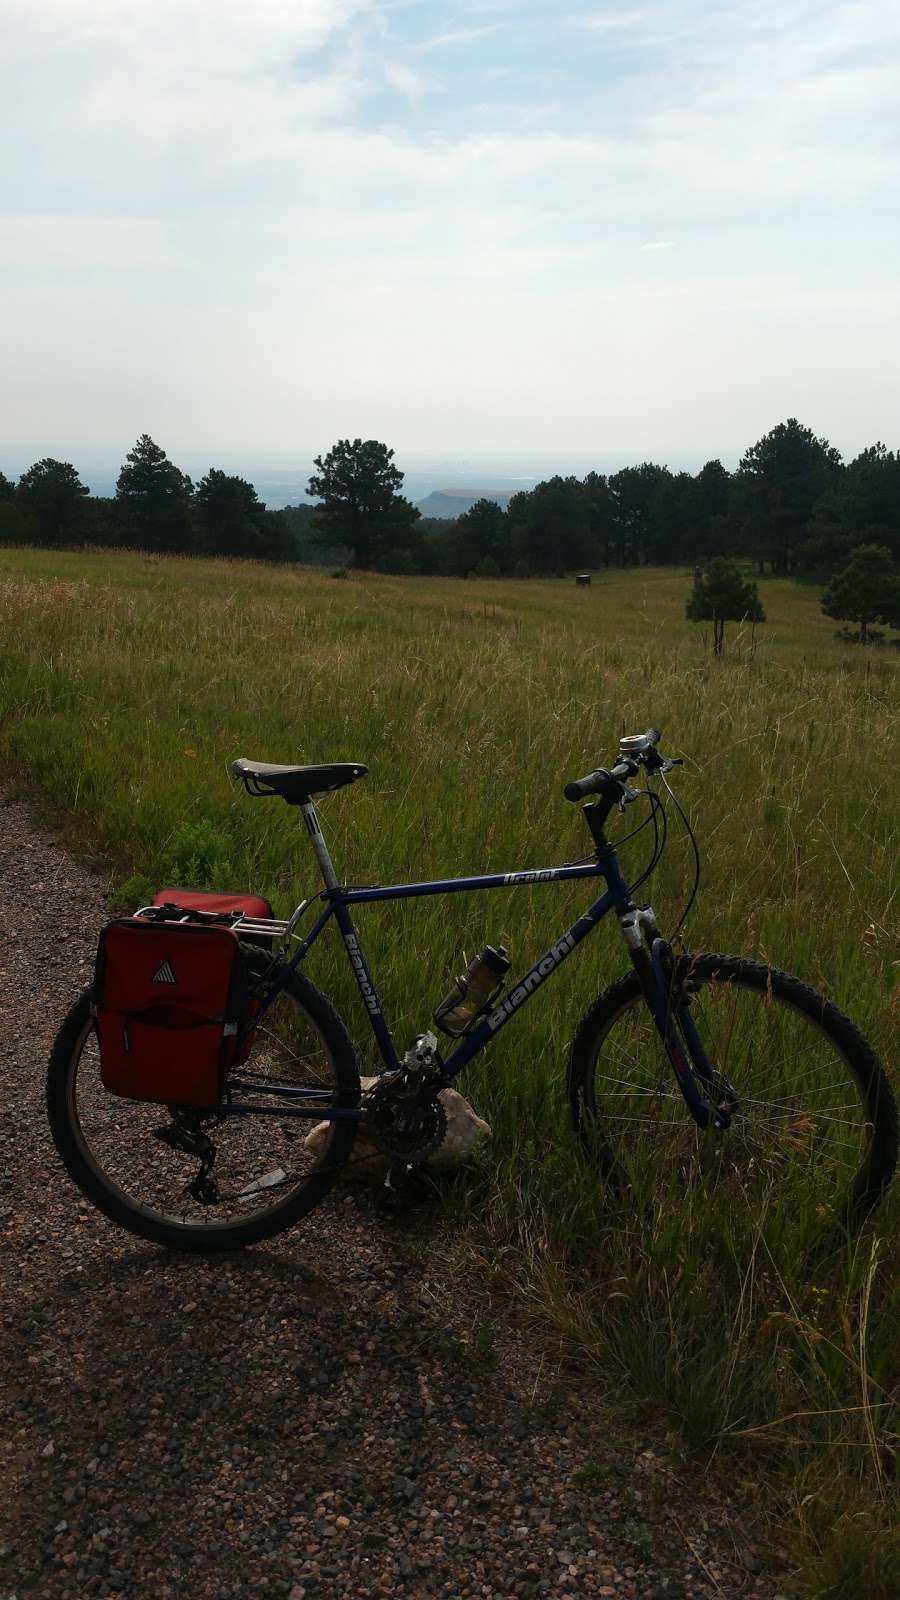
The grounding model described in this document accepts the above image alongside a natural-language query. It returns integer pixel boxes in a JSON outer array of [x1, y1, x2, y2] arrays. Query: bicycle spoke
[[582, 964, 874, 1212], [66, 975, 346, 1234]]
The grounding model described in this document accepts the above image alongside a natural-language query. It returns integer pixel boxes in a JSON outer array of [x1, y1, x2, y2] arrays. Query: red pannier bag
[[150, 888, 277, 1068], [93, 918, 249, 1107]]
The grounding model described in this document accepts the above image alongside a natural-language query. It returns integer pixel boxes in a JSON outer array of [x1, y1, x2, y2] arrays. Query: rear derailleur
[[154, 1110, 220, 1205]]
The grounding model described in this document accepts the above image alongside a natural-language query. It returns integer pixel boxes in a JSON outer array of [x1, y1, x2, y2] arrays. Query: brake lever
[[619, 784, 642, 811]]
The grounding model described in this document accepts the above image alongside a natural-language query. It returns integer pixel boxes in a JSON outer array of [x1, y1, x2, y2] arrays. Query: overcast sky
[[2, 0, 899, 485]]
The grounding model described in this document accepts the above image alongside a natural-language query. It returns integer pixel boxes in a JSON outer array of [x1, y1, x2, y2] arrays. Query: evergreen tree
[[83, 497, 121, 548], [445, 498, 510, 576], [193, 469, 268, 558], [582, 471, 616, 566], [116, 434, 193, 552], [0, 469, 23, 544], [17, 459, 90, 546], [684, 460, 733, 560], [806, 444, 900, 572], [736, 418, 842, 575], [369, 494, 429, 574], [607, 463, 670, 565], [686, 558, 765, 655], [821, 544, 900, 643], [507, 476, 592, 574], [307, 439, 419, 569], [646, 470, 690, 564]]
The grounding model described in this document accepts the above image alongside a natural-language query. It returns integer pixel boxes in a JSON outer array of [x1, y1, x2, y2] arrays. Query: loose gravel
[[0, 795, 786, 1600]]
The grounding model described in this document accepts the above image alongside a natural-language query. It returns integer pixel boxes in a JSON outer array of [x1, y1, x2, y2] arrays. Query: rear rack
[[135, 905, 295, 942]]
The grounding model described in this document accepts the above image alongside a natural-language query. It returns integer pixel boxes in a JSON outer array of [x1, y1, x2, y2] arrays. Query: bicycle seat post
[[300, 801, 340, 892]]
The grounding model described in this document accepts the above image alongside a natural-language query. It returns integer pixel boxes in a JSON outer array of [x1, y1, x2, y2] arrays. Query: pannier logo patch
[[152, 960, 177, 985]]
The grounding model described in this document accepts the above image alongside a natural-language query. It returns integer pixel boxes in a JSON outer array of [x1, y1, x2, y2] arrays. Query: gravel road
[[0, 796, 784, 1600]]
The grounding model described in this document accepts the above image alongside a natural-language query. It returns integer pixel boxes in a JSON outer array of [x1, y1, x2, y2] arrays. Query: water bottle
[[433, 945, 510, 1037]]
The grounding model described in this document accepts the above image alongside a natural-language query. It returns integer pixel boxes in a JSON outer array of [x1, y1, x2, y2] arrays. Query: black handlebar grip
[[564, 771, 600, 802], [647, 728, 661, 746]]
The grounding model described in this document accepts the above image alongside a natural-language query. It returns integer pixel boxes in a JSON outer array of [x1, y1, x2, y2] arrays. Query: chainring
[[365, 1081, 448, 1163]]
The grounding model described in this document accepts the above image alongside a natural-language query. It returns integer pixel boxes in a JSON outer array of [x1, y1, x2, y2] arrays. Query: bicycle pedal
[[376, 1162, 432, 1218]]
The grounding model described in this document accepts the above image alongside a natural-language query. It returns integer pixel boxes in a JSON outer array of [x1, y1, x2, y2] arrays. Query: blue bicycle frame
[[224, 797, 725, 1130]]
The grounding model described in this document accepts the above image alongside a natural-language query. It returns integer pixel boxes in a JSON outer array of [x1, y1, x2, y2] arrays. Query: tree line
[[430, 423, 900, 582], [0, 436, 319, 564], [2, 420, 900, 586]]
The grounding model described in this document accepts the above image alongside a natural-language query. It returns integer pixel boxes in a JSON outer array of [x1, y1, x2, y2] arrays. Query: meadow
[[1, 546, 898, 1596]]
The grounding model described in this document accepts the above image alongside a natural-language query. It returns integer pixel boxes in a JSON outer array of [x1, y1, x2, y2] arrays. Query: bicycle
[[47, 728, 898, 1251]]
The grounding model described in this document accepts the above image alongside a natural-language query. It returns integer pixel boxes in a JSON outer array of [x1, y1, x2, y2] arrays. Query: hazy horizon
[[0, 428, 868, 512], [0, 419, 893, 510], [3, 1, 898, 471]]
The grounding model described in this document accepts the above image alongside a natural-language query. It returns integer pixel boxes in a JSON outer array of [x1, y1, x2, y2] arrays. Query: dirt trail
[[0, 795, 783, 1600]]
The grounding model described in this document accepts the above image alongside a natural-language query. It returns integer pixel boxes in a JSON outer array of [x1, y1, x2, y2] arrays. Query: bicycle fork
[[618, 908, 738, 1131]]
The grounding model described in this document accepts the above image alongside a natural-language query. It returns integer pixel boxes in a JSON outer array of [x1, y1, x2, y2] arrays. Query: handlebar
[[564, 761, 635, 803], [564, 728, 664, 804]]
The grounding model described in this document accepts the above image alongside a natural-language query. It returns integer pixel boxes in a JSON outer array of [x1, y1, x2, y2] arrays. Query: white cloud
[[383, 61, 432, 100], [580, 7, 659, 32], [418, 24, 505, 52], [1, 0, 899, 465]]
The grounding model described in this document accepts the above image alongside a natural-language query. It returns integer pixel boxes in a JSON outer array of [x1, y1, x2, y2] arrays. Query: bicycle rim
[[63, 981, 352, 1240], [581, 964, 888, 1228]]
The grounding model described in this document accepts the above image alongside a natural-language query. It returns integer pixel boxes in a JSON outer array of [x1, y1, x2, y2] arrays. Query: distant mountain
[[416, 488, 517, 520]]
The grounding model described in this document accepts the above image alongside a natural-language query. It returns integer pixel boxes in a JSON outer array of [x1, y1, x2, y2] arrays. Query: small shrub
[[108, 873, 156, 914], [167, 818, 233, 888]]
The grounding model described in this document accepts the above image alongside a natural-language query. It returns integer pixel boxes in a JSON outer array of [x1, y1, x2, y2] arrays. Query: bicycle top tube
[[334, 858, 613, 905]]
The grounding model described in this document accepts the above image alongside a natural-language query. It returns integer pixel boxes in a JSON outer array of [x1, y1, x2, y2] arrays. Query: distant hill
[[416, 488, 517, 520]]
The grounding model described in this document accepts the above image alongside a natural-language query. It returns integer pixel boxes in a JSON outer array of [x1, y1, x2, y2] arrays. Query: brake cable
[[565, 748, 700, 932], [627, 786, 667, 896], [563, 787, 660, 867], [659, 770, 702, 932]]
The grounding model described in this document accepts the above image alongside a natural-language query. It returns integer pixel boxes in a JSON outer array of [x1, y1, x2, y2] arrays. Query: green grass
[[1, 546, 898, 1595]]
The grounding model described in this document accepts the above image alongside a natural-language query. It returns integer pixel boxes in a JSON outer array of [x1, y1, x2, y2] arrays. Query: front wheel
[[47, 961, 361, 1252], [568, 954, 898, 1225]]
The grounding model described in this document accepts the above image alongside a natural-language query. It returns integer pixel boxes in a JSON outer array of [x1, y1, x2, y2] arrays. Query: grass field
[[1, 546, 898, 1595]]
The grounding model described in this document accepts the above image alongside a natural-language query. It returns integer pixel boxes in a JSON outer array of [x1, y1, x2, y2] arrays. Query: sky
[[2, 0, 899, 494]]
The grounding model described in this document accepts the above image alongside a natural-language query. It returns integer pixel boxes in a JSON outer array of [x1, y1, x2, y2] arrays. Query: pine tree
[[686, 558, 765, 655]]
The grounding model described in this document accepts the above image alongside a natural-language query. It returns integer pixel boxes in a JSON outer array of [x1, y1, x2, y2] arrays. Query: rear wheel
[[47, 959, 360, 1251], [568, 954, 898, 1226]]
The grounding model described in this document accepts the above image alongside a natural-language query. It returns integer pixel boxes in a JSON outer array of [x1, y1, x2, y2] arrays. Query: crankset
[[364, 1079, 448, 1164]]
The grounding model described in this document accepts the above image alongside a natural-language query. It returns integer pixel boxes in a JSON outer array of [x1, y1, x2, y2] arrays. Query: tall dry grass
[[1, 546, 898, 1594]]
